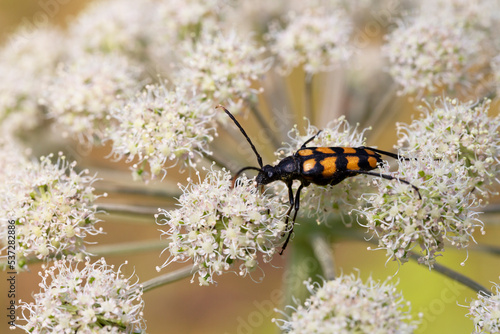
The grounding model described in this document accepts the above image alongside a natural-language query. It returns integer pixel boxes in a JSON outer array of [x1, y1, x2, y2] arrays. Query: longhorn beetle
[[217, 105, 421, 254]]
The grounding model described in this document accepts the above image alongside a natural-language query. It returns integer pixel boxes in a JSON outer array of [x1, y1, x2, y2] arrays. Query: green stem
[[309, 233, 336, 280], [88, 240, 167, 257], [96, 184, 181, 199], [364, 83, 397, 142], [319, 216, 491, 296], [283, 236, 323, 311], [305, 74, 314, 125], [142, 265, 197, 292], [97, 203, 160, 216], [308, 216, 492, 296], [246, 100, 281, 150], [0, 240, 168, 269], [483, 204, 500, 213], [469, 244, 500, 256], [408, 252, 491, 296]]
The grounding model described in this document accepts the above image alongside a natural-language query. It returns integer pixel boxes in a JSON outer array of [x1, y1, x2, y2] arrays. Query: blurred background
[[1, 1, 499, 333]]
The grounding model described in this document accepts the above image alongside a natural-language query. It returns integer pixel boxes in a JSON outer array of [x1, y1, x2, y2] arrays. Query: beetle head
[[256, 165, 279, 185]]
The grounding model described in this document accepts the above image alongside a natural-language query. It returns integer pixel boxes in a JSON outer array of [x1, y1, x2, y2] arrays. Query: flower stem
[[97, 203, 160, 216], [0, 240, 168, 270], [363, 83, 397, 141], [314, 219, 492, 296], [142, 265, 197, 292], [246, 100, 281, 149], [96, 184, 181, 199], [305, 73, 314, 125], [470, 244, 500, 256], [483, 204, 500, 213], [310, 233, 336, 280], [284, 238, 323, 312], [408, 252, 491, 296], [88, 240, 167, 256]]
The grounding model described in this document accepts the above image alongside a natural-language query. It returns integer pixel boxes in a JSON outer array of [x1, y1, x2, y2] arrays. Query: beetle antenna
[[217, 105, 263, 168]]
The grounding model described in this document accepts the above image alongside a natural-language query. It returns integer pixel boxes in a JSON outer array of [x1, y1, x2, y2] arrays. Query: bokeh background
[[1, 1, 499, 333]]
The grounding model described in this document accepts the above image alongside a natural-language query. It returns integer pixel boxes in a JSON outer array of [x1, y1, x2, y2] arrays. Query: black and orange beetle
[[217, 105, 420, 254]]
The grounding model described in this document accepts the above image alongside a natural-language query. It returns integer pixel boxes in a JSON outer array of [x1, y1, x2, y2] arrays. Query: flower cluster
[[156, 168, 287, 285], [274, 274, 419, 333], [384, 16, 485, 96], [397, 98, 500, 197], [107, 84, 216, 180], [148, 0, 226, 69], [19, 257, 145, 333], [174, 29, 269, 115], [359, 98, 499, 265], [467, 281, 500, 334], [0, 135, 29, 183], [1, 153, 103, 269], [0, 25, 65, 135], [68, 0, 157, 58], [359, 155, 483, 266], [417, 0, 500, 30], [267, 7, 353, 74], [42, 53, 143, 144], [275, 117, 371, 224], [155, 0, 223, 40]]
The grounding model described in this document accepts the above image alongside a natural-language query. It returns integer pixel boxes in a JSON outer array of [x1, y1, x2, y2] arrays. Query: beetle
[[217, 105, 420, 254]]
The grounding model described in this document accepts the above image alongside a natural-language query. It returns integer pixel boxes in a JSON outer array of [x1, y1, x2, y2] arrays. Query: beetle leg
[[280, 182, 305, 255], [346, 169, 422, 200], [282, 182, 294, 232], [300, 130, 322, 148]]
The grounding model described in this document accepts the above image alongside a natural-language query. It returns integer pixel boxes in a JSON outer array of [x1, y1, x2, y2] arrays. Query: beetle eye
[[267, 171, 273, 178]]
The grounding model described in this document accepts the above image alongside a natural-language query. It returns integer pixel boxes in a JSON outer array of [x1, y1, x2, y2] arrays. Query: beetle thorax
[[256, 156, 299, 185]]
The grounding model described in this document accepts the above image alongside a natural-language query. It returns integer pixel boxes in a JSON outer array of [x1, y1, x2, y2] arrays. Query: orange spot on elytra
[[315, 147, 335, 154], [342, 147, 356, 154], [303, 159, 316, 172], [320, 157, 337, 177], [298, 149, 314, 156], [367, 156, 378, 168], [346, 156, 360, 170]]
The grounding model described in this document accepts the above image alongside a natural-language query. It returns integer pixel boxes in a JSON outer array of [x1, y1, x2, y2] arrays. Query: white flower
[[156, 168, 287, 285], [174, 29, 270, 116], [19, 257, 145, 333], [0, 25, 65, 134], [0, 153, 103, 269], [42, 53, 143, 144], [0, 135, 30, 185], [267, 7, 353, 75], [416, 0, 500, 30], [147, 0, 231, 71], [68, 0, 157, 58], [384, 16, 486, 96], [359, 97, 498, 266], [154, 0, 223, 39], [397, 98, 500, 197], [359, 154, 483, 266], [467, 280, 500, 334], [274, 274, 419, 333], [223, 0, 286, 35], [107, 84, 216, 180]]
